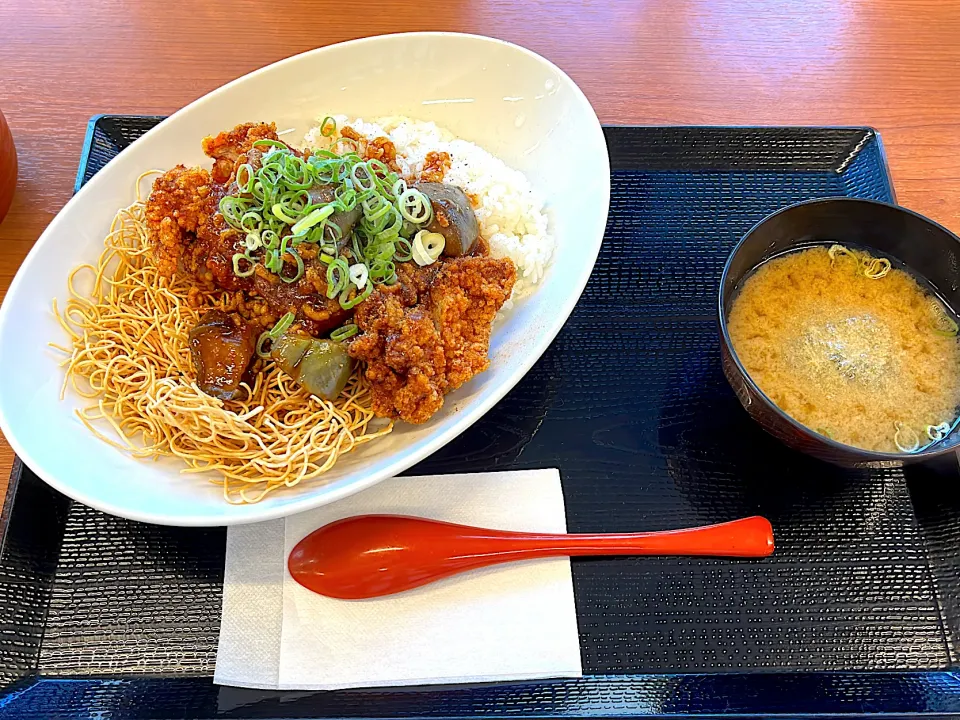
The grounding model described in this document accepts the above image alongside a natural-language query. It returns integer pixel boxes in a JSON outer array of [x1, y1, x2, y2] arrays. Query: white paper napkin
[[215, 469, 582, 690]]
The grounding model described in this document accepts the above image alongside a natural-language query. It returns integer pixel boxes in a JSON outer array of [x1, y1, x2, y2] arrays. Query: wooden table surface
[[1, 0, 959, 504]]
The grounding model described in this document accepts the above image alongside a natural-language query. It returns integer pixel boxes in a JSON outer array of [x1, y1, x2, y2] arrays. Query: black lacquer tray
[[3, 117, 960, 718]]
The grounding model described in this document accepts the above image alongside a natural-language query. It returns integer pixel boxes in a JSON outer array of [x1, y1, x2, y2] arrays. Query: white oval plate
[[0, 33, 609, 526]]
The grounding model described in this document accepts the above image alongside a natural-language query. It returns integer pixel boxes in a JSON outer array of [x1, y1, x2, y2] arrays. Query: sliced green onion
[[364, 192, 392, 217], [279, 248, 305, 284], [349, 262, 369, 289], [326, 258, 350, 299], [260, 229, 280, 250], [278, 155, 313, 191], [356, 187, 378, 204], [291, 205, 335, 235], [380, 210, 404, 239], [331, 324, 358, 341], [232, 253, 257, 278], [331, 137, 359, 154], [322, 221, 343, 248], [264, 248, 283, 273], [220, 136, 454, 289], [365, 159, 390, 184], [368, 259, 396, 284], [309, 162, 337, 184], [335, 185, 358, 211], [894, 422, 921, 453], [240, 211, 262, 232], [258, 165, 282, 190], [861, 256, 891, 279], [412, 230, 445, 266], [398, 188, 432, 224], [270, 311, 296, 338], [350, 162, 377, 193], [288, 228, 308, 246], [394, 238, 413, 262], [366, 158, 389, 173], [272, 203, 299, 224], [255, 311, 297, 359], [244, 233, 262, 252], [256, 333, 273, 359], [927, 422, 952, 442], [351, 233, 364, 261], [930, 300, 959, 337], [339, 278, 373, 309], [236, 163, 255, 194], [219, 196, 254, 229], [278, 188, 310, 214], [375, 172, 401, 198], [251, 139, 289, 150]]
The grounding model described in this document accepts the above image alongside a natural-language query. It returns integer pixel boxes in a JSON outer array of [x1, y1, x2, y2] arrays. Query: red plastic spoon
[[288, 514, 774, 599]]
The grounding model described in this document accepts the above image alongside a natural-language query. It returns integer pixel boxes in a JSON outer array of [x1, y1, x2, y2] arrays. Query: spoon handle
[[490, 516, 774, 559]]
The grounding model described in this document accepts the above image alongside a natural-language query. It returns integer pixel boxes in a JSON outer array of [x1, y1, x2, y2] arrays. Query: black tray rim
[[74, 115, 897, 201], [5, 117, 949, 719], [5, 671, 960, 719]]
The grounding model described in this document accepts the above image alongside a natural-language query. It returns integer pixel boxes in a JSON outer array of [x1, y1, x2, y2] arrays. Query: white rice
[[302, 116, 553, 300]]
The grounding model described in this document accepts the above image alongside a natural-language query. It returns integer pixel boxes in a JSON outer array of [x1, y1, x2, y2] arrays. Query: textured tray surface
[[7, 117, 959, 717]]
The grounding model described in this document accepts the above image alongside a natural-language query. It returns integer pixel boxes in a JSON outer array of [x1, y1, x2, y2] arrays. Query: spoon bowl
[[288, 514, 775, 599]]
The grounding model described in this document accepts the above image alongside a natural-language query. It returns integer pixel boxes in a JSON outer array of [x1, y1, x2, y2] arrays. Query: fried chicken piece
[[351, 287, 447, 423], [431, 256, 516, 390], [201, 122, 279, 183], [395, 260, 441, 300], [146, 122, 280, 291], [144, 166, 349, 317], [185, 224, 250, 292], [349, 256, 516, 424], [145, 163, 253, 291], [144, 165, 221, 278]]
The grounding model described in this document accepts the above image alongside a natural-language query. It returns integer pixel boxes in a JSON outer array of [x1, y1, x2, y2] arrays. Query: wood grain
[[1, 0, 959, 504]]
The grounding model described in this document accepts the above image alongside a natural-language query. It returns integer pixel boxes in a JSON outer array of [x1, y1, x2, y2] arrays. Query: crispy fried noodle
[[52, 173, 392, 504], [51, 117, 548, 505]]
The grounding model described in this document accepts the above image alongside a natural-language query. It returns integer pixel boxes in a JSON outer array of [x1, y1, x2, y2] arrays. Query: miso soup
[[727, 244, 960, 452]]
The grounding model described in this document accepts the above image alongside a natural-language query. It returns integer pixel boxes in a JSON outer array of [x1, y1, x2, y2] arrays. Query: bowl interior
[[720, 198, 960, 461], [0, 33, 610, 525]]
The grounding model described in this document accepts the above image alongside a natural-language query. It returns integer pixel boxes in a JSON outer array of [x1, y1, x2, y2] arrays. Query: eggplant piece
[[306, 183, 362, 242], [189, 310, 257, 401], [271, 332, 353, 400], [415, 182, 480, 257]]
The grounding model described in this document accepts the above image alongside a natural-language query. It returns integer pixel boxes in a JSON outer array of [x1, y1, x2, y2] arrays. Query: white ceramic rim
[[0, 32, 610, 525]]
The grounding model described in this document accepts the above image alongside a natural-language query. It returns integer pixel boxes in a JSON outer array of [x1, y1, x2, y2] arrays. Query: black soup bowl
[[719, 197, 960, 468]]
